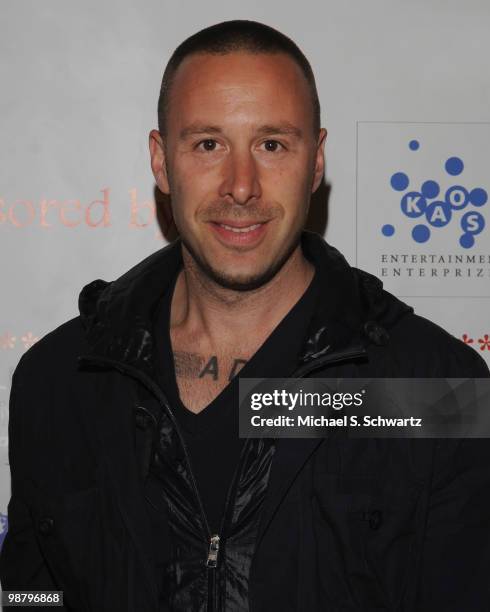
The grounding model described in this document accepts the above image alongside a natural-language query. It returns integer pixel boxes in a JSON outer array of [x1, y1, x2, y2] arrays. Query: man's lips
[[211, 220, 266, 232], [208, 219, 270, 245]]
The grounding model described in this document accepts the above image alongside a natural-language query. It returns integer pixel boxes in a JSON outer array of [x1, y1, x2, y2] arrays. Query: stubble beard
[[180, 224, 305, 292]]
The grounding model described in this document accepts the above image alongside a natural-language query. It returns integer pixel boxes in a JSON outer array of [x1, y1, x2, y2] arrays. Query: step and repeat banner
[[1, 0, 489, 549]]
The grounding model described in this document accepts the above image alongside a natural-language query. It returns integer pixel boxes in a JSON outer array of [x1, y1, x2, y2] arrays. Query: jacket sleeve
[[415, 346, 490, 610], [415, 437, 490, 610], [0, 354, 68, 609]]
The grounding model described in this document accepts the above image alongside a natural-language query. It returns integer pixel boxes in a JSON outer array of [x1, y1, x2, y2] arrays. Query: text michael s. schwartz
[[250, 415, 423, 428]]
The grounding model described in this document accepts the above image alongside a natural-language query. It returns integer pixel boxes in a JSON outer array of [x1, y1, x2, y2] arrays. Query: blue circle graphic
[[425, 201, 452, 227], [461, 211, 485, 235], [459, 233, 475, 249], [390, 172, 409, 191], [421, 180, 440, 199], [409, 140, 420, 151], [412, 225, 430, 243], [381, 224, 395, 236], [469, 188, 488, 207], [445, 185, 469, 210], [445, 157, 464, 176], [401, 192, 426, 218]]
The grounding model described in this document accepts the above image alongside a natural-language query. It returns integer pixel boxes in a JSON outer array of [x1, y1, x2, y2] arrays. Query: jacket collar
[[78, 230, 412, 375], [78, 237, 183, 376]]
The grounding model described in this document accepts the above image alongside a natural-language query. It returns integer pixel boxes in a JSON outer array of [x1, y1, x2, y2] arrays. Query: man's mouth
[[208, 220, 270, 247], [215, 222, 263, 233]]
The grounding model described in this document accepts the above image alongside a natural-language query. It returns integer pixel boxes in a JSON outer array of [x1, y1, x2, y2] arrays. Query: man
[[1, 19, 489, 612]]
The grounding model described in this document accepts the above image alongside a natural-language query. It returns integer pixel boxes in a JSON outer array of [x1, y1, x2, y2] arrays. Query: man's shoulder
[[374, 292, 489, 377], [13, 316, 88, 383], [347, 264, 488, 377], [306, 237, 489, 378]]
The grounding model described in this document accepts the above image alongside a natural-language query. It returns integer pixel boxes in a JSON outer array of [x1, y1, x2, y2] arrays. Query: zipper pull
[[206, 534, 220, 568]]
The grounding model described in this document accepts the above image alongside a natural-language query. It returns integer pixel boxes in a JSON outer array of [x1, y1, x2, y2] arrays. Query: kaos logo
[[382, 140, 487, 249], [356, 122, 490, 300], [357, 122, 490, 367]]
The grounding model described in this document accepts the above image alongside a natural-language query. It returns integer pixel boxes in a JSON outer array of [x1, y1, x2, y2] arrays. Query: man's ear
[[312, 128, 327, 194], [149, 129, 170, 195]]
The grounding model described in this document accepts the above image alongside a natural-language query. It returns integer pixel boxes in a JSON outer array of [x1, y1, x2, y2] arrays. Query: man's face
[[150, 51, 326, 290]]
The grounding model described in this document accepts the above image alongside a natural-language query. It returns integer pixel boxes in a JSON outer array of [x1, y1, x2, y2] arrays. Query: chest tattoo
[[174, 351, 248, 381]]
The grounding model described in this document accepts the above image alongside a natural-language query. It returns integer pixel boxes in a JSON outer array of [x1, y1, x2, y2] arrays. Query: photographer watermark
[[238, 378, 490, 438]]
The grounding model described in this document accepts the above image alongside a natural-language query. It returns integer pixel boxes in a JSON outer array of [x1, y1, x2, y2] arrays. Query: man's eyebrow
[[179, 123, 303, 139], [179, 124, 222, 139], [256, 124, 303, 138]]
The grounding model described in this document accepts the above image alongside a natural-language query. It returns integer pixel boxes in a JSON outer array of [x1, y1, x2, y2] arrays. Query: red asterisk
[[462, 334, 474, 344], [0, 332, 16, 349], [477, 334, 490, 351], [20, 332, 39, 350]]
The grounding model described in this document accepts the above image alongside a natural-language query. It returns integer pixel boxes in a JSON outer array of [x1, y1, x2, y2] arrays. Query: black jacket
[[1, 231, 489, 611]]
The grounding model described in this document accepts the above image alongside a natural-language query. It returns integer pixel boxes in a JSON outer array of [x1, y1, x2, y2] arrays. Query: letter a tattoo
[[198, 356, 219, 380], [228, 359, 247, 381]]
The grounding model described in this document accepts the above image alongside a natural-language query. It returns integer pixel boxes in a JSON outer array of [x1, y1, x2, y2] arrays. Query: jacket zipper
[[79, 344, 366, 611], [206, 534, 220, 567], [207, 534, 220, 611]]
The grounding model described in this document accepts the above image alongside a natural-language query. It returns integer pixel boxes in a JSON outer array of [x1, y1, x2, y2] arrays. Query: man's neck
[[169, 243, 315, 354]]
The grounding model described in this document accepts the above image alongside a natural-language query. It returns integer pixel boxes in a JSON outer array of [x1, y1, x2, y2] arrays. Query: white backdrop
[[1, 0, 489, 546]]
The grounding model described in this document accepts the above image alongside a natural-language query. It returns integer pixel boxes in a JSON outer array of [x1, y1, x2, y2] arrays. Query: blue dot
[[409, 140, 420, 151], [445, 185, 469, 210], [390, 172, 409, 191], [412, 224, 430, 243], [459, 233, 475, 249], [401, 192, 426, 218], [469, 188, 488, 207], [382, 224, 395, 236], [425, 201, 452, 227], [421, 180, 440, 199], [461, 211, 485, 235], [445, 157, 464, 176]]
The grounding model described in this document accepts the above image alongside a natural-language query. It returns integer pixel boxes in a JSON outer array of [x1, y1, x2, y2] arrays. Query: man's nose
[[218, 149, 262, 205]]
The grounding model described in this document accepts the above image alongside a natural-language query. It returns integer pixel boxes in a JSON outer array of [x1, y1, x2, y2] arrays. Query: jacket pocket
[[27, 476, 134, 612], [312, 471, 422, 610], [22, 481, 100, 611]]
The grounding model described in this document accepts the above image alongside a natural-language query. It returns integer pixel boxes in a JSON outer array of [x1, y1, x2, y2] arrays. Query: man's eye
[[262, 140, 284, 152], [197, 139, 218, 151]]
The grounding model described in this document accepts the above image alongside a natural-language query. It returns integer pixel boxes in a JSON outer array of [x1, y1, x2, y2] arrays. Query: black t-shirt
[[152, 263, 320, 534]]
